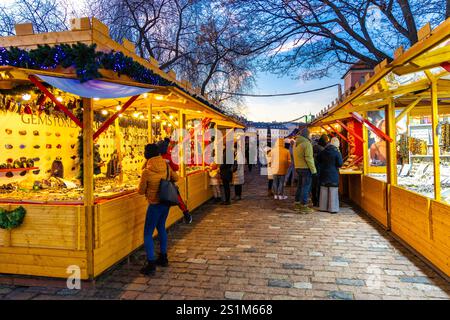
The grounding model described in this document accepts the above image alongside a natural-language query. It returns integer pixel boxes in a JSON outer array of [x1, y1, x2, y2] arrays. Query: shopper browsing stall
[[233, 142, 245, 201], [208, 162, 221, 203], [220, 149, 233, 205], [270, 138, 291, 200], [138, 144, 179, 276], [312, 134, 329, 207], [157, 138, 192, 224], [293, 127, 317, 213], [317, 137, 343, 214]]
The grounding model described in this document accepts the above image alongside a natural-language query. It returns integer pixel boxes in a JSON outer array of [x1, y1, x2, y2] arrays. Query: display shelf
[[0, 167, 39, 173], [339, 169, 363, 175], [410, 155, 450, 157]]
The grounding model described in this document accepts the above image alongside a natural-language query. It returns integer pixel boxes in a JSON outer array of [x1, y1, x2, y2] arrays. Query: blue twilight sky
[[3, 0, 342, 122], [244, 72, 341, 122]]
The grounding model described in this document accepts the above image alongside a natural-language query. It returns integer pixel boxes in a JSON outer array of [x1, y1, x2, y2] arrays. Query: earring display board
[[0, 110, 83, 203], [93, 118, 148, 200]]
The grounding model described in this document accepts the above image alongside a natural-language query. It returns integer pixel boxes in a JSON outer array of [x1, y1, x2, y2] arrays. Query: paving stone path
[[1, 170, 449, 300]]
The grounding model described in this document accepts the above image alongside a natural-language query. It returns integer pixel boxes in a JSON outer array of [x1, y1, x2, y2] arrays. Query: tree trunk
[[396, 0, 418, 44]]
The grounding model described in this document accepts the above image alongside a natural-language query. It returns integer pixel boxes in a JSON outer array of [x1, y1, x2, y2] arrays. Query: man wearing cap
[[293, 127, 316, 213]]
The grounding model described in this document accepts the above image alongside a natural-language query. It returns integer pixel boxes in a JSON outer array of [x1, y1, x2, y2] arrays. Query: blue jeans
[[295, 169, 312, 204], [144, 203, 170, 261]]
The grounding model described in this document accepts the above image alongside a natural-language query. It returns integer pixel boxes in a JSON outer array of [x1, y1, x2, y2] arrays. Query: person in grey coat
[[233, 143, 245, 200], [317, 137, 343, 213]]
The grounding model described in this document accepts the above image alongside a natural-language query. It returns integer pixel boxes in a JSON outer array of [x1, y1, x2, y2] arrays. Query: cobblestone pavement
[[1, 170, 449, 300]]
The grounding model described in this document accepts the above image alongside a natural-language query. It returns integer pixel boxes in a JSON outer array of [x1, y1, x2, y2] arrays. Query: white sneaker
[[274, 195, 279, 200]]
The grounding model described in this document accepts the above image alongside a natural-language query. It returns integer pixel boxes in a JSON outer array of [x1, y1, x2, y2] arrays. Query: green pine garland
[[0, 42, 233, 119], [0, 206, 26, 230]]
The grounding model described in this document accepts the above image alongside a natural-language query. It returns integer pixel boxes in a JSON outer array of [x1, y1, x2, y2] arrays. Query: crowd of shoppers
[[137, 128, 342, 276]]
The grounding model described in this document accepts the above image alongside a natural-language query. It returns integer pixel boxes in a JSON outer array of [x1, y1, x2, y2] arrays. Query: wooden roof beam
[[395, 98, 422, 123]]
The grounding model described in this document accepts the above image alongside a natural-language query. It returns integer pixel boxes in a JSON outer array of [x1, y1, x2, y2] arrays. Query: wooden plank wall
[[187, 171, 213, 211], [390, 186, 450, 276], [361, 176, 388, 227], [348, 175, 362, 206], [0, 204, 89, 279]]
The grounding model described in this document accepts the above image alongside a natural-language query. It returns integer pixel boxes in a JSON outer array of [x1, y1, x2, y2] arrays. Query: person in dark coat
[[312, 134, 329, 207], [220, 149, 233, 205], [317, 137, 343, 213]]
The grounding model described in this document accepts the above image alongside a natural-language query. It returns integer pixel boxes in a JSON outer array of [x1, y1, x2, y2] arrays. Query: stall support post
[[179, 110, 185, 178], [115, 119, 123, 184], [362, 112, 369, 175], [386, 99, 398, 186], [82, 97, 95, 279], [148, 103, 153, 143], [385, 99, 397, 231], [430, 79, 441, 201]]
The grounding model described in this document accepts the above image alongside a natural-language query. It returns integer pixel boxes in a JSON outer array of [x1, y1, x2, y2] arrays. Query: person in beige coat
[[138, 144, 178, 276]]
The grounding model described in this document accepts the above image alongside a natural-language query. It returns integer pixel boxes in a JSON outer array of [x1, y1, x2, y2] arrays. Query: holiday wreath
[[0, 206, 26, 230]]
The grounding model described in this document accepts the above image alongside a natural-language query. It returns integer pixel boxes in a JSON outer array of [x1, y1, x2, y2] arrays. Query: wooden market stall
[[0, 18, 244, 280], [311, 19, 450, 278]]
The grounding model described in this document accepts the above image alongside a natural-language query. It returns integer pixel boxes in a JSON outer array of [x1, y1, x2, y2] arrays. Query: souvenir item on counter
[[32, 170, 40, 175], [5, 129, 12, 135], [71, 155, 77, 160], [442, 123, 450, 152], [13, 160, 22, 168], [23, 104, 32, 115], [56, 144, 62, 149], [71, 144, 76, 149], [46, 144, 52, 149], [5, 172, 13, 178], [19, 144, 26, 149], [19, 171, 27, 176], [50, 158, 64, 178], [33, 145, 40, 149], [55, 132, 61, 137], [46, 132, 52, 136], [26, 159, 34, 167], [33, 130, 39, 136], [5, 144, 13, 149], [32, 157, 40, 162], [19, 130, 27, 136], [409, 137, 427, 155]]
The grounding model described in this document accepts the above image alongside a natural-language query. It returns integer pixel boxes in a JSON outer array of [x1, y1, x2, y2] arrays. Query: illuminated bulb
[[93, 97, 100, 101], [162, 121, 167, 125], [56, 96, 63, 102], [155, 115, 161, 120], [169, 115, 174, 120], [143, 93, 148, 98], [139, 115, 145, 119], [168, 123, 172, 127], [196, 110, 201, 113], [175, 121, 179, 125], [22, 94, 31, 101], [118, 114, 123, 118], [133, 112, 140, 118], [101, 110, 108, 115], [155, 95, 163, 101], [116, 105, 122, 111]]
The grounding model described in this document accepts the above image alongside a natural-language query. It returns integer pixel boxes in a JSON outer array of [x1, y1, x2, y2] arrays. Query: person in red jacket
[[157, 138, 192, 224]]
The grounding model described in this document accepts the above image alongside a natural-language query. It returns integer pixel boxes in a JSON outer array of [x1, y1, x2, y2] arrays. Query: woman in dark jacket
[[317, 137, 343, 213], [220, 149, 233, 205]]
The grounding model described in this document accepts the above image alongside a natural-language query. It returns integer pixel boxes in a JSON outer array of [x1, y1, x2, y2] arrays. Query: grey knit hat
[[299, 126, 310, 138]]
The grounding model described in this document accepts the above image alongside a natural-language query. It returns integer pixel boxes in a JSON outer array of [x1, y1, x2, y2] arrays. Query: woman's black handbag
[[159, 164, 179, 206]]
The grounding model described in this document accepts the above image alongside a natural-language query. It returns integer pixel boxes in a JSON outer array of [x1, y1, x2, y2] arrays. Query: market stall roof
[[36, 74, 154, 99], [0, 17, 245, 129], [311, 18, 450, 126]]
